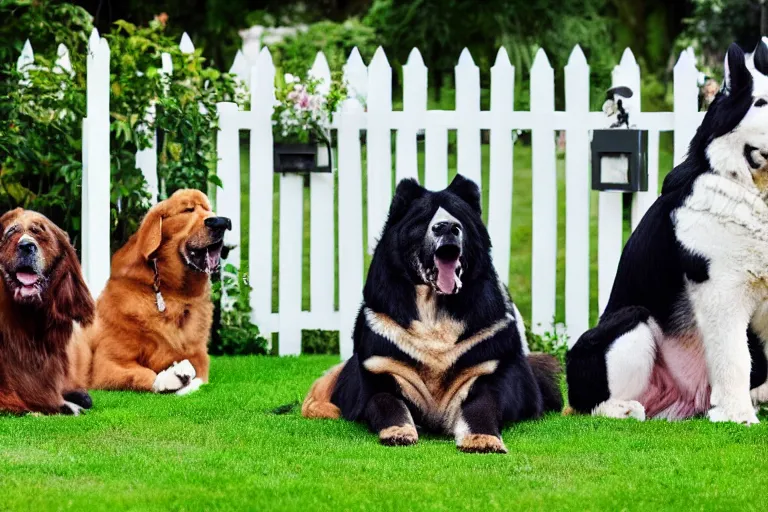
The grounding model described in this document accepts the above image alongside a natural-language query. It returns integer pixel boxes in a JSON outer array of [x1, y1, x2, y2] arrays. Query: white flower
[[284, 73, 296, 84]]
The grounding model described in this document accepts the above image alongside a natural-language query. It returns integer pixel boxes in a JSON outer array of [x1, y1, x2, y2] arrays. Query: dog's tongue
[[16, 272, 38, 286], [434, 257, 459, 294], [206, 246, 223, 272]]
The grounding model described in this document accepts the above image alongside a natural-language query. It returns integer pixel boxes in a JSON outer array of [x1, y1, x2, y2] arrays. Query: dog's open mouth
[[431, 244, 463, 295], [184, 240, 224, 274], [8, 266, 44, 301]]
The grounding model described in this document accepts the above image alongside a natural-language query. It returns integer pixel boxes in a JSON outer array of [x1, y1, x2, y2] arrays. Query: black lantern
[[590, 86, 648, 192], [274, 140, 332, 173], [591, 129, 648, 192]]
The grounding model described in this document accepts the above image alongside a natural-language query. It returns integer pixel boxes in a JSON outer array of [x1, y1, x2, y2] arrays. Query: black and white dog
[[567, 43, 768, 425], [303, 175, 562, 452]]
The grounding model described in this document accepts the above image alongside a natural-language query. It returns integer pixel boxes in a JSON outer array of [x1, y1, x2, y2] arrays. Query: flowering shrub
[[273, 72, 347, 144]]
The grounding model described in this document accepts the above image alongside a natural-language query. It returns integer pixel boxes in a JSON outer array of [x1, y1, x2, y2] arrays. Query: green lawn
[[2, 356, 767, 511]]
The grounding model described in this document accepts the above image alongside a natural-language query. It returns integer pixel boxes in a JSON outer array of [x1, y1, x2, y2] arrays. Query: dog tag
[[156, 291, 166, 313]]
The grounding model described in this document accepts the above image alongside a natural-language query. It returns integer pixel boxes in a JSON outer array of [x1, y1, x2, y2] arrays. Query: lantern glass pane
[[600, 153, 630, 184]]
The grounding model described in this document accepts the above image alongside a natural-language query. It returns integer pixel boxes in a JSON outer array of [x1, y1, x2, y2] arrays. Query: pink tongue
[[434, 257, 458, 294], [206, 246, 222, 271], [16, 272, 38, 286]]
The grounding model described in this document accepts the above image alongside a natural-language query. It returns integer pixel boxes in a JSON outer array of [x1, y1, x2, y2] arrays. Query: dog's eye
[[755, 98, 767, 107], [29, 225, 41, 235], [184, 207, 195, 213]]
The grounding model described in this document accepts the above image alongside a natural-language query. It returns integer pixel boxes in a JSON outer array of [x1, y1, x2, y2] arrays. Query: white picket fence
[[19, 30, 706, 359]]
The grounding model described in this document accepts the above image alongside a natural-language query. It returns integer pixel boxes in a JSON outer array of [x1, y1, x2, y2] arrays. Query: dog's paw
[[379, 424, 418, 446], [63, 390, 93, 410], [708, 405, 759, 425], [60, 401, 83, 416], [457, 434, 508, 454], [152, 360, 197, 393], [176, 377, 204, 396], [592, 399, 646, 421]]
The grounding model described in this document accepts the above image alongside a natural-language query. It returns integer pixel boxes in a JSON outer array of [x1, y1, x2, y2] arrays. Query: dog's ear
[[136, 208, 163, 261], [754, 40, 768, 76], [48, 224, 95, 326], [387, 178, 426, 226], [0, 208, 23, 232], [724, 43, 751, 93], [447, 174, 481, 215]]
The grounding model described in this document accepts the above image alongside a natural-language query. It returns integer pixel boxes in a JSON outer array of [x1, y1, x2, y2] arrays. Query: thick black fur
[[330, 175, 562, 446], [566, 43, 768, 413]]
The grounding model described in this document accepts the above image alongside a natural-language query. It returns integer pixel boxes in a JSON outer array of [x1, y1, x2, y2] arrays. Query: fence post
[[455, 48, 481, 191], [337, 59, 366, 360], [487, 47, 514, 288], [597, 48, 639, 314], [673, 48, 700, 167], [366, 47, 393, 253], [396, 48, 426, 184], [216, 102, 241, 268], [248, 48, 276, 342], [82, 28, 111, 298], [308, 52, 336, 318], [564, 45, 590, 341], [530, 48, 556, 335]]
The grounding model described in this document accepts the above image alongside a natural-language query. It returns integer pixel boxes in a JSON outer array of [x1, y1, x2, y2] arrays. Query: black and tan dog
[[303, 175, 562, 453]]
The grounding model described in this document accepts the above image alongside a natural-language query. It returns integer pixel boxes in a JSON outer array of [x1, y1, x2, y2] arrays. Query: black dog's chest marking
[[362, 286, 507, 429]]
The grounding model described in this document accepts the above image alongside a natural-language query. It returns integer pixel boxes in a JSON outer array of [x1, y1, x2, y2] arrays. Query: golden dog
[[70, 189, 230, 395]]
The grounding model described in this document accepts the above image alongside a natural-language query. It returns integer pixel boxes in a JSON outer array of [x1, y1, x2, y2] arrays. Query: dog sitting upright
[[567, 43, 768, 425], [0, 208, 94, 415], [303, 175, 562, 453]]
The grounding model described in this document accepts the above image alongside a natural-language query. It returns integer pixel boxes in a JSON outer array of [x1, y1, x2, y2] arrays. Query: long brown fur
[[71, 190, 222, 391], [0, 209, 94, 414], [301, 362, 344, 419]]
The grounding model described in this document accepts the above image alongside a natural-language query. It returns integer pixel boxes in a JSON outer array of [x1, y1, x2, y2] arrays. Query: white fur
[[592, 399, 646, 421], [453, 415, 470, 446], [152, 360, 197, 393], [511, 304, 530, 355], [605, 321, 658, 400], [62, 401, 83, 416], [675, 173, 768, 425], [176, 377, 204, 396]]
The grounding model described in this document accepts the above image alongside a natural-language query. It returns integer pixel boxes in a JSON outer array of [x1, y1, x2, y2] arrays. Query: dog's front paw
[[60, 401, 83, 416], [176, 377, 204, 396], [379, 424, 418, 446], [457, 434, 508, 454], [708, 405, 759, 425], [152, 360, 197, 393]]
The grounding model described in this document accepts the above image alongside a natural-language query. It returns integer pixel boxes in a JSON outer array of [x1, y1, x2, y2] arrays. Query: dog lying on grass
[[567, 42, 768, 424], [303, 175, 562, 453], [69, 189, 230, 396], [0, 208, 94, 415]]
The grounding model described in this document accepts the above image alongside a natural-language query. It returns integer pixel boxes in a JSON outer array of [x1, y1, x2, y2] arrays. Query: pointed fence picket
[[18, 33, 707, 357]]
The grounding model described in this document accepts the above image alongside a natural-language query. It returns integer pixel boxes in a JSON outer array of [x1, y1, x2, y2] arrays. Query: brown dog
[[0, 208, 95, 415], [71, 189, 230, 395]]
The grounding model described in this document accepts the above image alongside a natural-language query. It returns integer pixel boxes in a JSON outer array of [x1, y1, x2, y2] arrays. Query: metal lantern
[[273, 140, 332, 173], [590, 129, 648, 192], [590, 85, 648, 192]]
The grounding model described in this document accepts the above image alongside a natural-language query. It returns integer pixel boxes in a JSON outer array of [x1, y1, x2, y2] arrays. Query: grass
[[2, 356, 767, 511]]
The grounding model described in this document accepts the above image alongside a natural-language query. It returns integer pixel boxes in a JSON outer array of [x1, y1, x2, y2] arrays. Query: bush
[[268, 19, 377, 78], [210, 264, 269, 356]]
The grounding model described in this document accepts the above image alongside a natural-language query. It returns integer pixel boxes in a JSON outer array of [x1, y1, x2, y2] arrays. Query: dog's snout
[[17, 238, 37, 255], [205, 216, 232, 231], [431, 221, 462, 237]]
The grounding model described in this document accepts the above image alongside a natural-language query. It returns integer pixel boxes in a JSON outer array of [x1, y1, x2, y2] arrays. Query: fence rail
[[19, 31, 706, 359]]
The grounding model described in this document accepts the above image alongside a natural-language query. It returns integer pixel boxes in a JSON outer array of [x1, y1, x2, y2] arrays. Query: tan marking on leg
[[440, 360, 499, 429], [458, 434, 508, 454], [302, 362, 344, 419], [363, 356, 438, 412], [379, 424, 418, 446]]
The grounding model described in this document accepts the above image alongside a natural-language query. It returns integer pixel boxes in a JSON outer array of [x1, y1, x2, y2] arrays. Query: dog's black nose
[[17, 239, 37, 255], [432, 221, 462, 237], [205, 217, 232, 231]]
